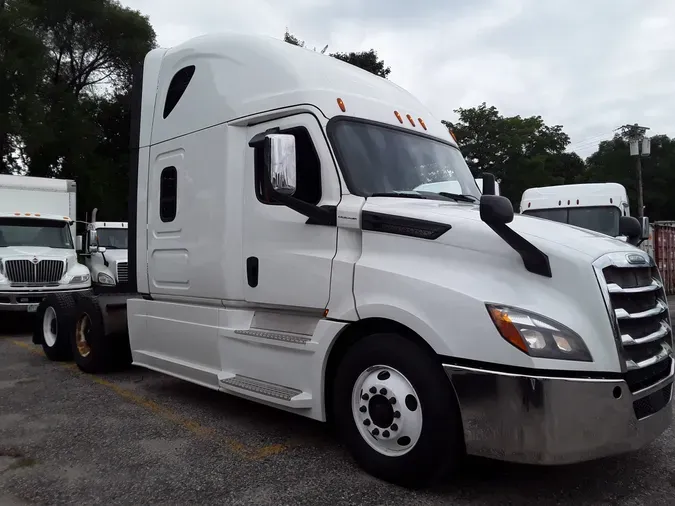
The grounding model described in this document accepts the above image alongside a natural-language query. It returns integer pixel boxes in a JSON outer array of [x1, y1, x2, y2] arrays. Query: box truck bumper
[[444, 359, 673, 464], [0, 289, 90, 312]]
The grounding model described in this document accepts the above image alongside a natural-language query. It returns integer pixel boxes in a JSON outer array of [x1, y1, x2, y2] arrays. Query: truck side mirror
[[640, 216, 650, 240], [265, 134, 296, 196], [480, 195, 514, 225], [76, 236, 83, 252], [88, 230, 99, 253], [481, 173, 496, 196], [619, 216, 642, 245]]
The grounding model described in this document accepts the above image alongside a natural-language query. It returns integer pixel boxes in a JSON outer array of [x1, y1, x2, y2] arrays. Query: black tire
[[332, 333, 465, 488], [70, 295, 116, 373], [33, 293, 77, 361]]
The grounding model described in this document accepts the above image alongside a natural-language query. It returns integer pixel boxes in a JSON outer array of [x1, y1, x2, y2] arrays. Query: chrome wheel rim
[[75, 313, 92, 358], [351, 365, 423, 456], [43, 307, 58, 348]]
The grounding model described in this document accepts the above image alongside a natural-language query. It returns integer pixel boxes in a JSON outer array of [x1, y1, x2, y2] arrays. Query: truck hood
[[99, 249, 128, 263], [364, 198, 639, 260], [0, 246, 75, 260]]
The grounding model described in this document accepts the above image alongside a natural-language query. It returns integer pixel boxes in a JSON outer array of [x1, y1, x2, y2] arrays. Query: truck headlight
[[486, 304, 592, 361], [69, 273, 90, 284], [97, 273, 115, 285]]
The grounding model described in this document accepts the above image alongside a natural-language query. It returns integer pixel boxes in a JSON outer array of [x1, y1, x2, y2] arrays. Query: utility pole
[[617, 123, 650, 218]]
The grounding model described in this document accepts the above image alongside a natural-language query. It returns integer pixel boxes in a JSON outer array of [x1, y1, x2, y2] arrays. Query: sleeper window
[[160, 166, 177, 222]]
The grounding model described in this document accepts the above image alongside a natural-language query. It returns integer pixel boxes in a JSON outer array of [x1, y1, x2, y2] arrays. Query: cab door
[[242, 113, 341, 310]]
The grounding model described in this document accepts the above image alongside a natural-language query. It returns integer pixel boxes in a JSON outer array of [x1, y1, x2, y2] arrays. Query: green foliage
[[443, 103, 575, 205], [284, 30, 390, 78], [0, 0, 155, 219]]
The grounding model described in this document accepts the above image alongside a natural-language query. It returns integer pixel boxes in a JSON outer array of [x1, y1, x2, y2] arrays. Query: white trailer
[[36, 33, 673, 488]]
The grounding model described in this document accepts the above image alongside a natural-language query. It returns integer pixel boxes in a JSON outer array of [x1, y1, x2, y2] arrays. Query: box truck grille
[[594, 253, 674, 419], [116, 262, 128, 283], [5, 259, 65, 286]]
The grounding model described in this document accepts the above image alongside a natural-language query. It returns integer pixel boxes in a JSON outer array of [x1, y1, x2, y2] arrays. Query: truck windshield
[[329, 120, 481, 200], [96, 229, 128, 249], [523, 206, 621, 237], [0, 218, 73, 249]]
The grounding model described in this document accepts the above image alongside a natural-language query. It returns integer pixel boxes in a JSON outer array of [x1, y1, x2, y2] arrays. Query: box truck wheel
[[34, 293, 77, 361], [70, 295, 115, 374], [332, 333, 464, 488]]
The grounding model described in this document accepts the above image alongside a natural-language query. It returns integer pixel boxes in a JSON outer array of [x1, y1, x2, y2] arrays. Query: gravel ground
[[1, 314, 675, 506]]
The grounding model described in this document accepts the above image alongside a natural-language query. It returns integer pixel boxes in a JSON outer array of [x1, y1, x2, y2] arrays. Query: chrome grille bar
[[4, 259, 66, 284]]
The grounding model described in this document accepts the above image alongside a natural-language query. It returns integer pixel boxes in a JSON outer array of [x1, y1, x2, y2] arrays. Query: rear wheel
[[34, 293, 77, 361], [333, 333, 465, 488], [70, 295, 116, 373]]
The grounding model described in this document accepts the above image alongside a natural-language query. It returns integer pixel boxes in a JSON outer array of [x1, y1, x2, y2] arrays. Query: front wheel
[[34, 293, 77, 361], [333, 333, 465, 488]]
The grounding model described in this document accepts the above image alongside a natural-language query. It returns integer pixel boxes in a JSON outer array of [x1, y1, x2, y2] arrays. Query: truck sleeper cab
[[67, 33, 672, 488], [520, 182, 650, 241]]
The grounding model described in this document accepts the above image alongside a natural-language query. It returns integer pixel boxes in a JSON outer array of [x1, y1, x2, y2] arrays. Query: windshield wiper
[[437, 192, 478, 203], [370, 192, 427, 199]]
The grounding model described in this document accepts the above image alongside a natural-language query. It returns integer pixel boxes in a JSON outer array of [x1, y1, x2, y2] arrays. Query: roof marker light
[[35, 213, 40, 216], [418, 118, 427, 130], [449, 129, 458, 143], [63, 216, 70, 220], [406, 114, 416, 127], [24, 213, 31, 216], [14, 212, 20, 216], [610, 198, 613, 204], [337, 98, 346, 112], [527, 202, 531, 208], [567, 200, 570, 205], [576, 199, 579, 205], [394, 111, 403, 124], [558, 200, 561, 205]]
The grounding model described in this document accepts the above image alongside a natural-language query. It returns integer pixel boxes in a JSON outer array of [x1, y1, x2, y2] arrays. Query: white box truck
[[36, 33, 673, 488], [0, 175, 91, 312]]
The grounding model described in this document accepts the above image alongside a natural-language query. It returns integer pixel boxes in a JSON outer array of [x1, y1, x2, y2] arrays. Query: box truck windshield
[[523, 206, 620, 237], [0, 217, 74, 249]]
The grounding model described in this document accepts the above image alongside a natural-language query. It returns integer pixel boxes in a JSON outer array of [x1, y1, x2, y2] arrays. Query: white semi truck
[[520, 182, 650, 242], [35, 33, 673, 487], [81, 209, 129, 291]]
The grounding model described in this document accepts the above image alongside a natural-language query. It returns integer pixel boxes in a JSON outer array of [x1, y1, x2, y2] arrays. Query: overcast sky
[[122, 0, 674, 158]]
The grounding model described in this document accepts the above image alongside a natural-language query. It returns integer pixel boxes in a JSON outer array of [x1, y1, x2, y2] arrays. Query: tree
[[0, 0, 48, 173], [443, 103, 573, 205], [585, 134, 675, 221], [283, 30, 391, 78], [14, 0, 156, 180]]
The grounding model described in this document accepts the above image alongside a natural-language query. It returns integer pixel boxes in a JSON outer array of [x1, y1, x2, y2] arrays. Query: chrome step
[[218, 374, 312, 408], [233, 329, 311, 345]]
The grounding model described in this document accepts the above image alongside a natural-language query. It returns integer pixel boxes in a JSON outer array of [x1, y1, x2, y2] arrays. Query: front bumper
[[0, 288, 91, 311], [444, 360, 673, 465]]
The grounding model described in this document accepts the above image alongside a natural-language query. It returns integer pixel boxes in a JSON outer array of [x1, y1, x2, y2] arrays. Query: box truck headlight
[[486, 304, 592, 361], [69, 273, 90, 284], [97, 273, 115, 285]]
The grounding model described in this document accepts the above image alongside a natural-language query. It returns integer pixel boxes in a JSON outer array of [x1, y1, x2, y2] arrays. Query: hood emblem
[[626, 253, 647, 265], [31, 257, 39, 264]]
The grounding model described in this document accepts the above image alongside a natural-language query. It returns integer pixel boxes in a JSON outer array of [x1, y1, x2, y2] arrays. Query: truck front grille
[[594, 252, 674, 420], [4, 259, 65, 286], [116, 262, 128, 283]]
